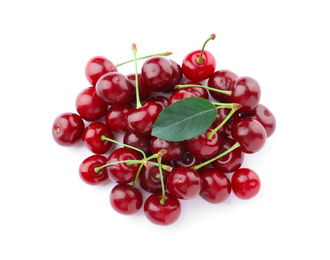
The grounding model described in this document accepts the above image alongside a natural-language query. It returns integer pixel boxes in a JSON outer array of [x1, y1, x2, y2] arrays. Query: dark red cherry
[[123, 131, 152, 158], [127, 73, 151, 102], [211, 137, 244, 173], [82, 122, 113, 154], [95, 72, 132, 106], [207, 70, 238, 103], [211, 108, 240, 137], [181, 81, 209, 99], [144, 192, 181, 226], [110, 184, 143, 215], [75, 86, 108, 121], [231, 76, 261, 113], [139, 159, 172, 193], [141, 56, 174, 92], [166, 167, 203, 200], [79, 155, 108, 185], [173, 150, 205, 169], [105, 104, 133, 132], [52, 112, 85, 146], [199, 168, 231, 204], [150, 136, 185, 161], [184, 127, 221, 158], [106, 147, 140, 184], [169, 59, 183, 87], [231, 118, 267, 154], [168, 89, 197, 106], [85, 56, 117, 86], [147, 95, 168, 110], [125, 101, 161, 136], [231, 168, 260, 200]]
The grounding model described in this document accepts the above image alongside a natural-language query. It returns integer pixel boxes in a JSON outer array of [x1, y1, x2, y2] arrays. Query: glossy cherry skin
[[127, 73, 151, 102], [231, 76, 261, 113], [169, 59, 183, 87], [144, 192, 181, 226], [106, 147, 141, 184], [95, 72, 132, 106], [168, 89, 197, 106], [105, 104, 133, 132], [110, 184, 143, 215], [211, 137, 244, 173], [52, 113, 85, 146], [244, 104, 276, 137], [79, 155, 108, 185], [85, 56, 117, 86], [125, 101, 161, 136], [231, 118, 267, 154], [182, 81, 209, 99], [182, 50, 216, 82], [123, 132, 152, 158], [139, 159, 172, 193], [199, 168, 231, 204], [166, 167, 203, 200], [75, 86, 108, 121], [208, 70, 238, 103], [184, 127, 221, 158], [173, 150, 205, 169], [150, 136, 185, 161], [141, 56, 174, 92], [82, 122, 114, 154], [231, 168, 260, 199], [147, 95, 168, 110]]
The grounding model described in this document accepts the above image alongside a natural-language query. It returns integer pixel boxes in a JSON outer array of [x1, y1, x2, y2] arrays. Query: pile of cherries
[[52, 34, 276, 226]]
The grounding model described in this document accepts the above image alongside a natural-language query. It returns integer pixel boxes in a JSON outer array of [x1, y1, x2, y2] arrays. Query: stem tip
[[210, 33, 216, 40], [132, 43, 137, 51]]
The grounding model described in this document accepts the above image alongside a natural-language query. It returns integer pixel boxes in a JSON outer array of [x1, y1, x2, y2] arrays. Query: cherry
[[207, 70, 238, 103], [230, 76, 261, 114], [168, 89, 197, 106], [139, 159, 172, 193], [106, 147, 141, 184], [125, 101, 161, 136], [211, 108, 240, 137], [169, 59, 183, 87], [82, 122, 114, 154], [141, 56, 174, 92], [231, 168, 261, 200], [243, 104, 276, 137], [123, 131, 152, 158], [105, 104, 133, 133], [75, 86, 108, 121], [182, 82, 209, 99], [95, 72, 132, 106], [211, 137, 244, 173], [79, 155, 108, 185], [127, 73, 151, 102], [147, 95, 168, 110], [173, 150, 205, 169], [199, 168, 231, 204], [184, 127, 221, 158], [144, 192, 181, 226], [182, 34, 216, 82], [231, 118, 267, 154], [166, 167, 203, 200], [150, 136, 185, 161], [110, 184, 143, 215], [52, 112, 85, 146], [85, 56, 117, 87]]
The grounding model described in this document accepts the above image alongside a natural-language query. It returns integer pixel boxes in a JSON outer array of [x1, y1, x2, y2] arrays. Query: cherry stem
[[132, 163, 144, 188], [132, 43, 142, 109], [175, 84, 232, 96], [115, 51, 172, 67], [157, 157, 166, 205], [196, 33, 216, 64], [192, 141, 241, 171], [94, 159, 142, 173], [148, 161, 173, 172]]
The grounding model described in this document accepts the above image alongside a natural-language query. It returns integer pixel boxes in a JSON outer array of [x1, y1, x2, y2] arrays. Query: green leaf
[[151, 97, 217, 142]]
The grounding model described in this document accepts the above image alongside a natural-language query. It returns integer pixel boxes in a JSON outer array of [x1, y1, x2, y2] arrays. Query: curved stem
[[157, 157, 166, 205], [115, 51, 172, 67], [207, 107, 236, 140], [132, 44, 142, 109], [148, 161, 173, 172], [176, 84, 232, 96], [132, 163, 144, 188], [94, 159, 142, 173], [192, 142, 241, 171], [196, 33, 216, 64]]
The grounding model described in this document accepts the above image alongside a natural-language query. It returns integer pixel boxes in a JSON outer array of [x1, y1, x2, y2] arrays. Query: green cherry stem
[[132, 163, 144, 188], [175, 84, 232, 96], [132, 43, 142, 109], [94, 159, 142, 173], [157, 157, 166, 205], [192, 141, 241, 171], [115, 51, 172, 67], [196, 33, 216, 64]]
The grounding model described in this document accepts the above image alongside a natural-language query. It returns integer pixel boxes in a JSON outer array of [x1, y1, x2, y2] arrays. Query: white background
[[1, 0, 329, 259]]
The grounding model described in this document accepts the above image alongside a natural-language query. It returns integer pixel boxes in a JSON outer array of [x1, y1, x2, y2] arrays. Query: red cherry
[[75, 86, 108, 121], [173, 150, 205, 169], [127, 73, 151, 102], [144, 192, 181, 226], [79, 155, 108, 185], [110, 184, 143, 215], [85, 56, 117, 86], [199, 168, 231, 204], [95, 72, 132, 106], [52, 112, 85, 146], [168, 89, 197, 106], [123, 132, 152, 158], [82, 122, 114, 154], [231, 168, 261, 199], [166, 167, 203, 200], [150, 136, 185, 161], [147, 95, 168, 110], [181, 81, 209, 99], [211, 108, 240, 137], [231, 118, 267, 154], [169, 59, 183, 87], [105, 104, 133, 133], [106, 148, 141, 184]]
